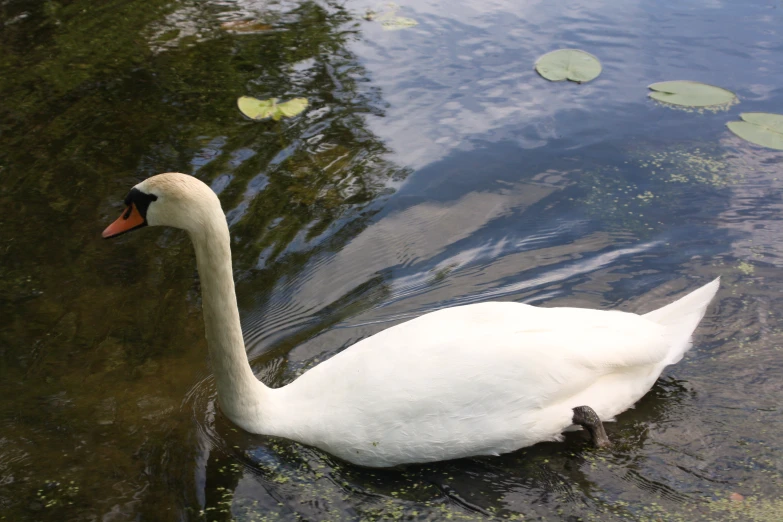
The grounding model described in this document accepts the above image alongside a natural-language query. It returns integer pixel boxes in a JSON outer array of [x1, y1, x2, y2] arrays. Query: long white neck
[[188, 210, 270, 429]]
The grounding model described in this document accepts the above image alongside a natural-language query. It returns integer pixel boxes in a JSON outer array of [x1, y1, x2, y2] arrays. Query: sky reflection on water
[[0, 0, 782, 520]]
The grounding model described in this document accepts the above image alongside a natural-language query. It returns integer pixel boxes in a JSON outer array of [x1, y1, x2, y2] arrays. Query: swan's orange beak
[[102, 204, 145, 238]]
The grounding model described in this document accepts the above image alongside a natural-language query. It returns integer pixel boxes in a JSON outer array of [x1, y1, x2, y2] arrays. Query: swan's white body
[[108, 173, 720, 468]]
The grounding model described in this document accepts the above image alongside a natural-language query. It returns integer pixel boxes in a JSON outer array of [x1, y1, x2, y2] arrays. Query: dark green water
[[1, 0, 782, 520]]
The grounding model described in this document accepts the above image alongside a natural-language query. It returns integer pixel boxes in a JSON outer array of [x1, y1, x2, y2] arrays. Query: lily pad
[[237, 96, 308, 121], [726, 113, 783, 151], [648, 81, 736, 107], [534, 49, 602, 83]]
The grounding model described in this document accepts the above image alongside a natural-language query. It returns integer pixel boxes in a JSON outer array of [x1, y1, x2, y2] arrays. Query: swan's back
[[268, 302, 674, 466]]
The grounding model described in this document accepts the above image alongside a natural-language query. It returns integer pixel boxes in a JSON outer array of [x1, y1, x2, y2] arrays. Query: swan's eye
[[125, 188, 158, 218]]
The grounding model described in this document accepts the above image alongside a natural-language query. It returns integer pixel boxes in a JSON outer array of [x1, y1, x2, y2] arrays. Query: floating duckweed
[[637, 147, 739, 188]]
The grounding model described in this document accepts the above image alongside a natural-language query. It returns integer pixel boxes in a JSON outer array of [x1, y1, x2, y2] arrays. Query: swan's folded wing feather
[[525, 308, 671, 370], [497, 314, 670, 406], [288, 302, 670, 411], [362, 301, 672, 369]]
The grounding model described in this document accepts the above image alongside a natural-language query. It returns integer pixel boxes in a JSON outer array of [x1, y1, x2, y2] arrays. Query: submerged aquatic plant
[[364, 2, 419, 30], [237, 96, 309, 121]]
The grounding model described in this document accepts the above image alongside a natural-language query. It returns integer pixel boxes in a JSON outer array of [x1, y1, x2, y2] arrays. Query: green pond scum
[[2, 0, 783, 520]]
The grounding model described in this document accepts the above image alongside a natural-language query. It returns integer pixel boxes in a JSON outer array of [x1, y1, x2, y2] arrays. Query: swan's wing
[[358, 301, 670, 365], [276, 302, 672, 463], [488, 311, 669, 408], [524, 309, 671, 370], [289, 302, 670, 407]]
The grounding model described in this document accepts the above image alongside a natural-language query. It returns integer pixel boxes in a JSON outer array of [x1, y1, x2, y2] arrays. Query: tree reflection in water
[[2, 0, 775, 520]]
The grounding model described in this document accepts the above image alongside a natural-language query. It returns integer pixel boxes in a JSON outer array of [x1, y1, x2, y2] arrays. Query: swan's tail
[[643, 277, 720, 365]]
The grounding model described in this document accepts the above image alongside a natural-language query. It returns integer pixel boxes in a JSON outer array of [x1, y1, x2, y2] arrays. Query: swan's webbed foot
[[572, 405, 611, 448]]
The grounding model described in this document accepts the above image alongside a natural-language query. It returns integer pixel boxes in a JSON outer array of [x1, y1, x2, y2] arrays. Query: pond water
[[1, 0, 782, 520]]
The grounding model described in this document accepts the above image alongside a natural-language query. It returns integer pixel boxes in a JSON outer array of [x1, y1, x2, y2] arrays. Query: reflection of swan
[[103, 173, 720, 468]]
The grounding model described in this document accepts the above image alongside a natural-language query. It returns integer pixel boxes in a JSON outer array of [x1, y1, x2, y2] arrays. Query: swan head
[[103, 172, 221, 238]]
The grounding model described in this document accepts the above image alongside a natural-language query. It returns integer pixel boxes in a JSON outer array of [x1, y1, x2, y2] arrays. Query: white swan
[[103, 172, 719, 468]]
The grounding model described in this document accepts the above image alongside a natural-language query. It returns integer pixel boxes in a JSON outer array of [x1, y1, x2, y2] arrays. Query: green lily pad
[[648, 81, 736, 107], [534, 49, 602, 83], [237, 96, 308, 121], [726, 113, 783, 151]]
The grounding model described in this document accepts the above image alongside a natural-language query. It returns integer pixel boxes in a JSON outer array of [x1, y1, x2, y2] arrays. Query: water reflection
[[0, 0, 409, 519], [2, 0, 783, 520], [188, 372, 695, 520]]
